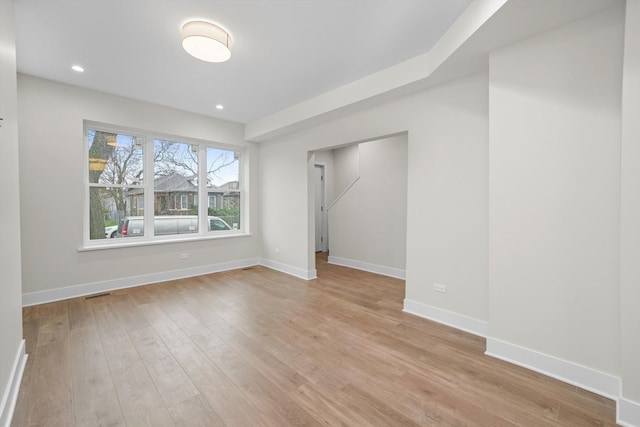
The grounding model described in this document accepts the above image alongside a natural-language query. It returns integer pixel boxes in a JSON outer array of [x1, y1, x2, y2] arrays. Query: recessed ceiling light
[[71, 65, 84, 72], [182, 21, 231, 63], [216, 104, 224, 110]]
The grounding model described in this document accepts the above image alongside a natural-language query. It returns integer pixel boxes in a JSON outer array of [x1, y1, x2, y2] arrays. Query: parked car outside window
[[105, 225, 118, 238], [116, 215, 231, 237]]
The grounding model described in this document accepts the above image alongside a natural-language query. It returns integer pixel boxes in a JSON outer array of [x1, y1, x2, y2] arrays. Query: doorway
[[314, 164, 328, 252]]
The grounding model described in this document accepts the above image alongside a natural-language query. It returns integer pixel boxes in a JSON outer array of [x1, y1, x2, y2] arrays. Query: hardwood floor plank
[[103, 338, 175, 427], [139, 302, 192, 349], [556, 405, 619, 427], [25, 341, 73, 426], [92, 297, 129, 348], [14, 253, 619, 427], [107, 292, 152, 332], [170, 342, 270, 427], [167, 394, 226, 427], [22, 306, 41, 354], [203, 343, 322, 426], [128, 326, 200, 408], [34, 301, 69, 348], [164, 305, 225, 351], [10, 356, 32, 427], [67, 296, 95, 332], [70, 324, 125, 426], [336, 383, 423, 427]]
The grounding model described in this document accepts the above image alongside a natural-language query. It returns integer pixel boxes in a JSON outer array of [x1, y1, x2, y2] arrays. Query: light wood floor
[[13, 253, 617, 426]]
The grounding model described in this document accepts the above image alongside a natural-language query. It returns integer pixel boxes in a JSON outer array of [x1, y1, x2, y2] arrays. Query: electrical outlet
[[433, 283, 446, 293], [275, 248, 280, 254], [179, 253, 189, 259]]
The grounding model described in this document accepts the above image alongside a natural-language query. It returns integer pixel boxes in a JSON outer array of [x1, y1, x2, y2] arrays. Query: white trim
[[328, 256, 405, 280], [485, 338, 620, 401], [0, 340, 27, 427], [23, 258, 260, 306], [22, 256, 320, 306], [618, 398, 640, 427], [260, 258, 317, 280], [78, 231, 252, 252], [403, 298, 488, 337]]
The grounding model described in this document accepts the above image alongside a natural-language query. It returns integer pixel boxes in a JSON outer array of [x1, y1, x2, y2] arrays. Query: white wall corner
[[618, 397, 640, 427], [403, 298, 488, 337], [328, 256, 406, 280], [260, 258, 317, 280], [485, 338, 620, 402], [0, 340, 27, 427], [22, 258, 261, 306]]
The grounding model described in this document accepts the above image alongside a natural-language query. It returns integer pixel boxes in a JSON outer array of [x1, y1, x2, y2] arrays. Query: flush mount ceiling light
[[182, 20, 231, 63]]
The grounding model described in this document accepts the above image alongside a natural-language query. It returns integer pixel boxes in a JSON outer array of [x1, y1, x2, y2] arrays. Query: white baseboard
[[0, 340, 27, 427], [485, 338, 620, 401], [402, 298, 488, 337], [618, 398, 640, 427], [22, 258, 260, 306], [328, 256, 406, 279], [22, 256, 320, 306], [260, 258, 317, 280], [405, 302, 638, 425]]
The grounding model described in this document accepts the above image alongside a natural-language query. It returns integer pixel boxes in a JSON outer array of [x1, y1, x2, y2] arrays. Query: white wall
[[259, 71, 489, 322], [620, 0, 640, 411], [488, 4, 623, 379], [328, 135, 408, 274], [257, 4, 640, 421], [404, 74, 489, 327], [17, 75, 260, 300], [332, 144, 359, 201], [0, 0, 26, 423]]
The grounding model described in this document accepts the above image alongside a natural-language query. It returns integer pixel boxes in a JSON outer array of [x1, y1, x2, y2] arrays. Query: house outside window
[[84, 122, 244, 244]]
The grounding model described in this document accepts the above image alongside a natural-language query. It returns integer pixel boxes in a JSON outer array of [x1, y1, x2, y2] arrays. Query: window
[[85, 123, 243, 244], [87, 130, 143, 240]]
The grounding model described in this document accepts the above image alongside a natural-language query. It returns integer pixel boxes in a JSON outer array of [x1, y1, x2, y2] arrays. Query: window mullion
[[198, 144, 207, 234], [144, 135, 154, 238]]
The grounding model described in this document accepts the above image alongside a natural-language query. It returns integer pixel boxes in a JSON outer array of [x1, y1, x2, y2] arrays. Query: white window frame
[[82, 121, 248, 250]]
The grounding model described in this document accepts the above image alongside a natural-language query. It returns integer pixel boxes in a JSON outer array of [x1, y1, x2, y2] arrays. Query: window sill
[[78, 232, 252, 252]]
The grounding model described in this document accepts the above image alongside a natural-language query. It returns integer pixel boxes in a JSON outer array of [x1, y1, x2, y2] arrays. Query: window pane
[[153, 139, 198, 235], [207, 147, 240, 230], [88, 130, 143, 185], [89, 187, 141, 240]]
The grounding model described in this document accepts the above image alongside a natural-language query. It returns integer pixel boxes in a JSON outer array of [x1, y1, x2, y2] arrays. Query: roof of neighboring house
[[126, 172, 196, 196], [213, 181, 239, 192], [155, 173, 197, 192], [125, 174, 239, 196]]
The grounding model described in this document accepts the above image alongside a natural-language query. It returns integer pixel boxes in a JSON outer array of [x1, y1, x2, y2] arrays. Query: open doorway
[[309, 133, 408, 279], [314, 164, 328, 252]]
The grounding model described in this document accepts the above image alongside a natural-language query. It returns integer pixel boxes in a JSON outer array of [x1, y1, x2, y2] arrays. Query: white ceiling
[[13, 0, 472, 124]]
